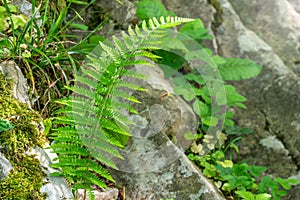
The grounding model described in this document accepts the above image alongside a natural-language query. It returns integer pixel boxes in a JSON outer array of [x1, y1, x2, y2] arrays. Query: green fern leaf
[[51, 16, 194, 193], [218, 58, 262, 80]]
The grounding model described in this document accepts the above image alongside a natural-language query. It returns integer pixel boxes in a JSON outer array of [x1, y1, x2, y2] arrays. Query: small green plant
[[188, 150, 298, 199], [0, 117, 13, 132], [0, 0, 104, 116]]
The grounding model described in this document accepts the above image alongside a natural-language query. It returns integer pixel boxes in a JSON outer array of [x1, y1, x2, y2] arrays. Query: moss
[[208, 0, 223, 30], [0, 73, 47, 199], [0, 155, 47, 200]]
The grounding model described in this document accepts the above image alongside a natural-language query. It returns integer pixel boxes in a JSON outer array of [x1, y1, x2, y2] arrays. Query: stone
[[213, 0, 300, 197], [288, 0, 300, 12], [0, 61, 73, 199], [30, 146, 74, 200], [77, 188, 119, 200], [109, 64, 225, 199], [228, 0, 300, 74], [0, 61, 31, 108], [157, 0, 300, 197], [161, 0, 219, 53], [0, 152, 12, 181]]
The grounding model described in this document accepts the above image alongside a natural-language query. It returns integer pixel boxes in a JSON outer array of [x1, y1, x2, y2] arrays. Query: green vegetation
[[0, 0, 298, 199], [50, 16, 194, 200], [0, 74, 46, 199], [0, 0, 102, 116]]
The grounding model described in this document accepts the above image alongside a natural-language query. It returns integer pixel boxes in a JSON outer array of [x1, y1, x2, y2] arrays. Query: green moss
[[0, 155, 47, 200], [0, 74, 47, 199]]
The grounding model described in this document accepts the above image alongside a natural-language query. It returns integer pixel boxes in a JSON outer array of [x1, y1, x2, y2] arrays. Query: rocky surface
[[0, 61, 74, 200], [0, 153, 12, 181], [110, 64, 225, 199], [30, 146, 74, 200], [77, 188, 119, 200], [0, 61, 31, 107], [228, 0, 300, 75], [161, 0, 300, 198]]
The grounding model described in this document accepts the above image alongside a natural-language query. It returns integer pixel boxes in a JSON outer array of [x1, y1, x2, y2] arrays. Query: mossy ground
[[0, 73, 47, 199]]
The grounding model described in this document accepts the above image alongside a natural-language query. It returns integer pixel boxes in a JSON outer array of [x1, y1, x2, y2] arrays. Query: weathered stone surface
[[228, 0, 300, 74], [288, 0, 300, 12], [110, 64, 225, 199], [213, 0, 300, 197], [0, 61, 31, 107], [159, 0, 300, 197], [95, 0, 136, 29], [30, 146, 74, 200], [77, 188, 119, 200], [162, 0, 218, 53], [0, 152, 12, 181]]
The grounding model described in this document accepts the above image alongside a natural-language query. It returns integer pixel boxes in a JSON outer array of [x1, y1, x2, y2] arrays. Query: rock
[[77, 188, 119, 200], [161, 0, 219, 53], [228, 0, 300, 74], [158, 0, 300, 197], [288, 0, 300, 13], [213, 0, 300, 197], [0, 61, 31, 108], [30, 146, 74, 200], [0, 152, 12, 181], [109, 64, 225, 199], [95, 0, 136, 29], [0, 61, 73, 199]]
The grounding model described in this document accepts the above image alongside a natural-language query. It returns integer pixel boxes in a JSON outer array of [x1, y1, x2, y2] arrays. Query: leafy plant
[[0, 0, 104, 116], [188, 150, 297, 199], [0, 117, 13, 133], [50, 16, 194, 199]]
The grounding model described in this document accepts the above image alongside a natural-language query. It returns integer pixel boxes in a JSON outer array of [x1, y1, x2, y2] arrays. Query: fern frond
[[51, 15, 194, 193]]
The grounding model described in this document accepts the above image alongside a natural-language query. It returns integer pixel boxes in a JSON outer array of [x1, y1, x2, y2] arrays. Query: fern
[[50, 16, 194, 199]]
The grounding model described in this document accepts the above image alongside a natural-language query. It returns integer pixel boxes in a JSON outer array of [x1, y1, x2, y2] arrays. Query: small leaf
[[179, 19, 212, 41], [0, 118, 14, 132], [248, 165, 266, 178], [255, 193, 272, 200], [274, 177, 298, 190], [202, 116, 218, 127], [70, 23, 89, 30], [217, 160, 233, 168], [184, 132, 199, 140], [192, 100, 209, 117], [235, 191, 255, 200], [218, 58, 262, 81]]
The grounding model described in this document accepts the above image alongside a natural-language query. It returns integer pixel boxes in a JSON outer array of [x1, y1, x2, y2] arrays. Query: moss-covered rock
[[0, 73, 47, 199]]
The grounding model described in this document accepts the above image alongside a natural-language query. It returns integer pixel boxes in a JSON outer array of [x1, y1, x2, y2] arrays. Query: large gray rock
[[161, 0, 300, 198], [213, 0, 300, 198], [0, 152, 12, 181], [228, 0, 300, 74], [110, 64, 225, 200]]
